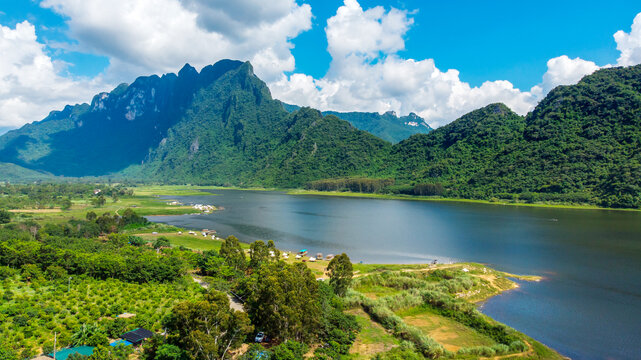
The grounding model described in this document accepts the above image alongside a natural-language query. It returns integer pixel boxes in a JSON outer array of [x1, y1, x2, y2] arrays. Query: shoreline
[[286, 189, 640, 212], [132, 185, 640, 212]]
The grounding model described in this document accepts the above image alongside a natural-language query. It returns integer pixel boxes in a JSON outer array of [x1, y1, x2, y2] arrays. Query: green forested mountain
[[281, 102, 432, 143], [0, 60, 245, 176], [0, 61, 640, 207], [385, 65, 641, 207], [123, 63, 389, 186]]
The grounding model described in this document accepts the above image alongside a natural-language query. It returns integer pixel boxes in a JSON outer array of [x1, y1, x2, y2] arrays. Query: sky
[[1, 0, 641, 130]]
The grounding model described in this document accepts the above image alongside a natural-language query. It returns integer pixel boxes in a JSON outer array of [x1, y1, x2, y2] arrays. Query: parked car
[[255, 332, 266, 343]]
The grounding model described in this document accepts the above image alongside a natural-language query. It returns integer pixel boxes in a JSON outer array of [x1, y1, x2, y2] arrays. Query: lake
[[147, 189, 641, 360]]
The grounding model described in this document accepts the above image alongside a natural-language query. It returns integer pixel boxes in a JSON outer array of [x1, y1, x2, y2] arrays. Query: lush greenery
[[282, 102, 432, 143], [2, 62, 641, 208]]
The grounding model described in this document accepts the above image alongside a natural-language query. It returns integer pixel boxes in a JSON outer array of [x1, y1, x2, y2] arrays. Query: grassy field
[[396, 306, 496, 352], [7, 193, 200, 225], [136, 232, 250, 251], [347, 308, 399, 359]]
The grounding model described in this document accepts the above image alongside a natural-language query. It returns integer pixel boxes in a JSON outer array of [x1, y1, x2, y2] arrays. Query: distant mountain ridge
[[280, 102, 431, 143], [1, 60, 640, 208]]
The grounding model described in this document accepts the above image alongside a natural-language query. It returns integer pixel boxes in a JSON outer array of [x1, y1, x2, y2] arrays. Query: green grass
[[353, 284, 402, 299], [8, 194, 200, 225], [137, 232, 250, 251], [395, 306, 496, 352], [348, 308, 399, 359]]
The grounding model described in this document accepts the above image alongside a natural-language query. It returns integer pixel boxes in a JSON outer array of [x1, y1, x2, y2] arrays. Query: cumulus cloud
[[40, 0, 311, 83], [531, 55, 601, 98], [0, 21, 107, 127], [271, 0, 539, 128], [272, 2, 641, 127], [614, 13, 641, 66]]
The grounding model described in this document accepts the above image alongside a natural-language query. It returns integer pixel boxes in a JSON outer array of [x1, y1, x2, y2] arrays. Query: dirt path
[[191, 275, 245, 312]]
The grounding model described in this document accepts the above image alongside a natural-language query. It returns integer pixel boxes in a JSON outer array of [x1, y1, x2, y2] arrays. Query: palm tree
[[71, 323, 100, 346]]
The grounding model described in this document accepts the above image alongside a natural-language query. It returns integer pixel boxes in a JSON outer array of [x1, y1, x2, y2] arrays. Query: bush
[[271, 340, 308, 360]]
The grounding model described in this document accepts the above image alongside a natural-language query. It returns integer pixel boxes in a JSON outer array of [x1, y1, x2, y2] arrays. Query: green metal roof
[[48, 346, 94, 360]]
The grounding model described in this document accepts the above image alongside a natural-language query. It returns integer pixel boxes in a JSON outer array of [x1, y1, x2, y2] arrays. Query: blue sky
[[1, 0, 641, 128], [293, 0, 641, 88]]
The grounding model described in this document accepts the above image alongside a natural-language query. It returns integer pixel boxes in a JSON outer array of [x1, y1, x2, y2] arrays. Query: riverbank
[[288, 189, 640, 212], [134, 185, 640, 212]]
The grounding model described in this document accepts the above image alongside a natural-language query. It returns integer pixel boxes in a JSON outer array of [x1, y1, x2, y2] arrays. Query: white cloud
[[40, 0, 311, 83], [0, 21, 107, 127], [271, 0, 539, 128], [614, 13, 641, 66], [273, 3, 641, 128], [530, 55, 600, 98]]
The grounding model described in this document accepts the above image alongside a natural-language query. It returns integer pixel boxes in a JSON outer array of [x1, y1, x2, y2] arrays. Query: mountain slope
[[281, 102, 432, 143], [0, 60, 245, 176], [129, 64, 391, 186], [387, 103, 525, 196], [384, 65, 641, 207]]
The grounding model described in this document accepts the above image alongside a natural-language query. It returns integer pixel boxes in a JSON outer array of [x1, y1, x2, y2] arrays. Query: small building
[[110, 339, 133, 347], [299, 249, 308, 255], [48, 346, 94, 360], [316, 253, 323, 260], [326, 254, 335, 261], [121, 328, 155, 345]]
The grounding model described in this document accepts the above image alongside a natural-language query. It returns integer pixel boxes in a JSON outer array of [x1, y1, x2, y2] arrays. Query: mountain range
[[0, 60, 640, 208]]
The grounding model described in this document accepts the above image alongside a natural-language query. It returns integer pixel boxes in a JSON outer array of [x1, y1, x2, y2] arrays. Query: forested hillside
[[127, 63, 389, 186], [381, 65, 641, 207], [1, 61, 640, 208], [281, 102, 432, 143]]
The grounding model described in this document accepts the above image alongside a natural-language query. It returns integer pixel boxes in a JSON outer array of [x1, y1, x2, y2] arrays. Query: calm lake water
[[147, 189, 641, 360]]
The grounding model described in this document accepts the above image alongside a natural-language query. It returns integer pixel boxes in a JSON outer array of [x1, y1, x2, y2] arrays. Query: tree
[[219, 236, 246, 272], [61, 198, 73, 211], [164, 291, 252, 360], [271, 340, 308, 360], [21, 264, 43, 282], [45, 265, 68, 280], [249, 240, 269, 268], [267, 240, 280, 261], [92, 194, 106, 207], [71, 323, 103, 346], [327, 253, 353, 296], [0, 347, 18, 360], [86, 211, 97, 221], [128, 236, 146, 247], [153, 237, 171, 249], [155, 344, 186, 360], [0, 209, 11, 224], [243, 262, 321, 343]]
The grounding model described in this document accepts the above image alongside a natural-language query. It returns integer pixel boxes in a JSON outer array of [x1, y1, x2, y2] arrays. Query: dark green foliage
[[155, 344, 187, 360], [306, 178, 394, 193], [240, 262, 320, 343], [2, 63, 641, 209], [249, 240, 269, 268], [0, 209, 11, 224], [0, 221, 185, 283], [128, 236, 146, 246], [327, 253, 353, 296], [282, 102, 432, 143], [164, 291, 253, 360], [271, 340, 308, 360], [0, 347, 19, 360], [153, 237, 171, 249], [219, 235, 247, 273]]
